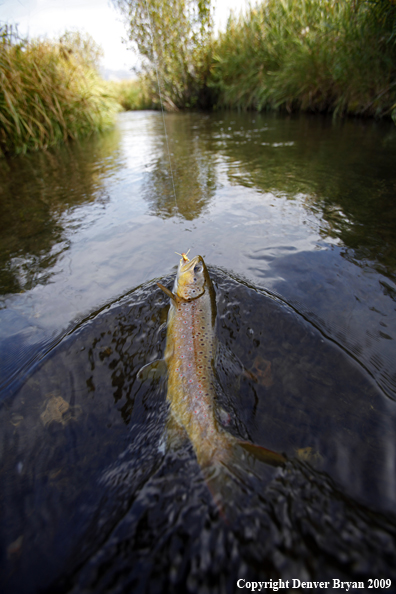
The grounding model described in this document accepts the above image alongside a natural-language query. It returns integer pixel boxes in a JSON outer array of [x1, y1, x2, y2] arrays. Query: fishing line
[[143, 0, 178, 210]]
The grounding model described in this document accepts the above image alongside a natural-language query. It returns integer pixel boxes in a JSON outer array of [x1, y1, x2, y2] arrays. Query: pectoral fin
[[157, 282, 177, 303], [137, 359, 167, 381]]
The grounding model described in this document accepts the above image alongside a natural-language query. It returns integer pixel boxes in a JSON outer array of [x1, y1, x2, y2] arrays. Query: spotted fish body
[[157, 255, 285, 494], [163, 255, 232, 470]]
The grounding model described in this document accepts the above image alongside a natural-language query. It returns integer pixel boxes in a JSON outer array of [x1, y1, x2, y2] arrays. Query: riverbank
[[2, 0, 395, 158], [120, 0, 396, 121], [0, 27, 120, 157], [108, 79, 153, 111], [209, 0, 396, 119]]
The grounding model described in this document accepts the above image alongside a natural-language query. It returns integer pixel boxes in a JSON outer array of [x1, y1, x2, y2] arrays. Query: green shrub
[[0, 26, 120, 157], [209, 0, 396, 118], [112, 0, 214, 110], [108, 79, 153, 110]]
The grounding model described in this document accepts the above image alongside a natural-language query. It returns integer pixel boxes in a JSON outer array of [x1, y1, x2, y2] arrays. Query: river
[[1, 111, 396, 592]]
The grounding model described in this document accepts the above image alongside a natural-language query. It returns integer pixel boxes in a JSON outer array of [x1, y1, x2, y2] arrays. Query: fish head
[[174, 255, 208, 301]]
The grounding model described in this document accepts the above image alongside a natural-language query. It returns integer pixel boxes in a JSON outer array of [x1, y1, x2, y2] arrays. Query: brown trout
[[152, 253, 285, 508]]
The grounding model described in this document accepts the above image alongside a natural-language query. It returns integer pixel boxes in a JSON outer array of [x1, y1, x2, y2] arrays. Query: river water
[[1, 111, 396, 592]]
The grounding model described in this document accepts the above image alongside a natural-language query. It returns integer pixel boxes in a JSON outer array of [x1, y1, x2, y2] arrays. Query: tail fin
[[202, 437, 285, 521], [235, 439, 286, 467]]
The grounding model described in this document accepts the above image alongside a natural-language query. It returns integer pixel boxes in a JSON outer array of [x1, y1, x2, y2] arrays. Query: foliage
[[366, 0, 396, 44], [112, 0, 214, 109], [209, 0, 396, 118], [58, 30, 104, 70], [0, 26, 119, 157], [108, 79, 153, 110]]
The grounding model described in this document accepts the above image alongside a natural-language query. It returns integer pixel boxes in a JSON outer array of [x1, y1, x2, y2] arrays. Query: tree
[[58, 30, 104, 71], [112, 0, 213, 109]]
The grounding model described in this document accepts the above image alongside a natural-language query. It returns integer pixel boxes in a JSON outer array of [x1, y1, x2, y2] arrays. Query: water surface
[[1, 111, 396, 592]]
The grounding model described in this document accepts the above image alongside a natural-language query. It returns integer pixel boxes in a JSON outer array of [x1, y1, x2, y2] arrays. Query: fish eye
[[194, 264, 203, 274]]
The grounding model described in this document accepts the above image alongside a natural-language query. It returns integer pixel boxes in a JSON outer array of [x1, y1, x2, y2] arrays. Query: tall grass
[[209, 0, 396, 118], [0, 26, 120, 157]]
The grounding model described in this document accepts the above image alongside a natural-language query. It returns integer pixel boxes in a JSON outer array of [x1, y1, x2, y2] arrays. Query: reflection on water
[[144, 115, 217, 220], [0, 128, 122, 295], [1, 272, 396, 593], [1, 111, 396, 591], [213, 114, 396, 280], [1, 113, 396, 298]]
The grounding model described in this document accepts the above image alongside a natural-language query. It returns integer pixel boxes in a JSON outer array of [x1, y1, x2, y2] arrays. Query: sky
[[0, 0, 249, 76]]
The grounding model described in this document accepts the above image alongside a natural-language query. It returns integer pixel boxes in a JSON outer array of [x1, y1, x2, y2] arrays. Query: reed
[[0, 27, 120, 157], [209, 0, 396, 118]]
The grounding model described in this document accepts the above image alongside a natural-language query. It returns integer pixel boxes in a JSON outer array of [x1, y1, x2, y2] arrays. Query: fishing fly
[[175, 249, 190, 262]]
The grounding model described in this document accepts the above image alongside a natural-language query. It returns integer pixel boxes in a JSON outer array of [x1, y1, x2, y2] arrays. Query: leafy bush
[[108, 79, 153, 110], [209, 0, 396, 118], [0, 26, 120, 157], [112, 0, 214, 109]]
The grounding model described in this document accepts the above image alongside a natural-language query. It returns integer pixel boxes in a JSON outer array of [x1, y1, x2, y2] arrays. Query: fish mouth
[[179, 255, 202, 273]]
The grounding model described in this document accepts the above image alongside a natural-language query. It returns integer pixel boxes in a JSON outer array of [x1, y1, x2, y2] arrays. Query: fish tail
[[203, 437, 286, 520], [232, 438, 286, 468]]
